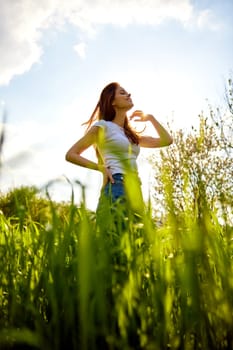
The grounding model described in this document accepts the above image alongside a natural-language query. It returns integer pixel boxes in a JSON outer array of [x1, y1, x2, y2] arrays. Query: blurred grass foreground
[[0, 79, 233, 349]]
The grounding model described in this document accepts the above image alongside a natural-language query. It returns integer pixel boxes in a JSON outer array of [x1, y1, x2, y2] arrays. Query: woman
[[65, 82, 173, 210]]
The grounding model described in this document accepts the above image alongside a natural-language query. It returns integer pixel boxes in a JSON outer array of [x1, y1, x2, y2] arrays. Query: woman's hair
[[83, 82, 139, 144]]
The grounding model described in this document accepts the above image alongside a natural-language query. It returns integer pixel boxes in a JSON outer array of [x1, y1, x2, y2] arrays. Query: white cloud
[[0, 0, 59, 85], [0, 0, 225, 86], [73, 42, 86, 59], [65, 0, 193, 28], [197, 9, 222, 31]]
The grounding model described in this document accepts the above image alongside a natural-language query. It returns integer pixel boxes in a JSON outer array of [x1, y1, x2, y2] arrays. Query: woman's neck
[[112, 111, 127, 127]]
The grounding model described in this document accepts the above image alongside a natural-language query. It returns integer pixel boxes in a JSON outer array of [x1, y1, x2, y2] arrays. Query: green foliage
[[0, 182, 233, 349], [150, 104, 233, 226], [0, 79, 233, 349], [0, 186, 76, 227]]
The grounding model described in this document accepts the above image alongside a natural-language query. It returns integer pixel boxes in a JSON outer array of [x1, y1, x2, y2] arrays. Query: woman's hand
[[129, 110, 154, 122], [99, 165, 114, 186]]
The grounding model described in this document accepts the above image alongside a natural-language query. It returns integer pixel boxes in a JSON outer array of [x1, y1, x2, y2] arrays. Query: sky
[[0, 0, 232, 210]]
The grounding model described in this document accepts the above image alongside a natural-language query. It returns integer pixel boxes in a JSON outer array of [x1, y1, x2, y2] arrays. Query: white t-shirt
[[94, 120, 140, 175]]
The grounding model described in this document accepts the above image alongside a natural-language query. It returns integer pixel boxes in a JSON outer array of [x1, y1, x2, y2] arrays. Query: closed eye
[[120, 89, 128, 95]]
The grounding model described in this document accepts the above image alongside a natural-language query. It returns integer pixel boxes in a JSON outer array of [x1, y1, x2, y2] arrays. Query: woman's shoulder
[[93, 119, 108, 129]]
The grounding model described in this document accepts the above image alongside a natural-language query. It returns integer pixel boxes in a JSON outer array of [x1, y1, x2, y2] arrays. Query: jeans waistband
[[112, 172, 142, 185], [112, 173, 124, 181]]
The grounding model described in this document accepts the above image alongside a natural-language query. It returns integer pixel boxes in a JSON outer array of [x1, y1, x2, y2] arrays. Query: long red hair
[[83, 82, 139, 144]]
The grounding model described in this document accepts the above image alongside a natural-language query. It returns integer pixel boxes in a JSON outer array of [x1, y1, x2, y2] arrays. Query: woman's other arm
[[130, 111, 173, 148]]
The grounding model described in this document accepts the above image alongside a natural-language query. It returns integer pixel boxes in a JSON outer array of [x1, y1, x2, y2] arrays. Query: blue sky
[[0, 0, 233, 210]]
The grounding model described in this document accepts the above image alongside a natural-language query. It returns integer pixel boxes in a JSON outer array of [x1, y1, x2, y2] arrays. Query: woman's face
[[112, 85, 133, 110]]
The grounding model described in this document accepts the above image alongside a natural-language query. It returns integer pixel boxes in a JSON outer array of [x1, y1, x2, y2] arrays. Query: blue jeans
[[102, 173, 125, 203], [96, 174, 126, 227], [96, 173, 143, 232], [97, 172, 143, 210], [96, 174, 126, 233]]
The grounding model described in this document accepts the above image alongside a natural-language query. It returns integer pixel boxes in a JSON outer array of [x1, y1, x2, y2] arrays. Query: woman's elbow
[[65, 150, 72, 162], [167, 135, 173, 146], [162, 136, 173, 147]]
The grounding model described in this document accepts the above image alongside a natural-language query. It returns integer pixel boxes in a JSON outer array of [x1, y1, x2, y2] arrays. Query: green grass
[[0, 182, 232, 350]]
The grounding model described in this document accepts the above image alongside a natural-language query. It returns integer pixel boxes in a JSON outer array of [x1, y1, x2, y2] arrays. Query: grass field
[[0, 179, 232, 350]]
